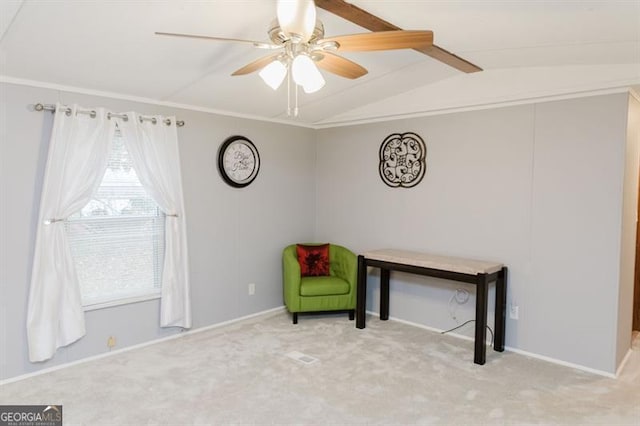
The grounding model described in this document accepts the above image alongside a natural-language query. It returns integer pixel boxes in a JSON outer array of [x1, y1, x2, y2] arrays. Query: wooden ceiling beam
[[315, 0, 482, 73]]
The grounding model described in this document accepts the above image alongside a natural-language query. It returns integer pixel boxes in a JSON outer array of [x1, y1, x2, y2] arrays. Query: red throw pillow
[[296, 244, 330, 277]]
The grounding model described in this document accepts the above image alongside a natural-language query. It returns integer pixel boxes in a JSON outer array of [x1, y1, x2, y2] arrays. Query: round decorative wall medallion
[[379, 132, 426, 188], [218, 135, 260, 188]]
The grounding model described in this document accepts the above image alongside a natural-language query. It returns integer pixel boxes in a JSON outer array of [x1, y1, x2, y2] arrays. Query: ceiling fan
[[156, 0, 480, 115]]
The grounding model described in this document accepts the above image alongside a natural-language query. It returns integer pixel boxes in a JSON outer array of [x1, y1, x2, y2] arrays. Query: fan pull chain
[[287, 71, 291, 116], [294, 81, 299, 117], [286, 70, 300, 117]]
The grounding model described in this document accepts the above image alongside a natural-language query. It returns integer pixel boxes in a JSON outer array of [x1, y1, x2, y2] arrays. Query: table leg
[[356, 255, 367, 329], [494, 267, 507, 352], [474, 273, 489, 365], [380, 268, 390, 321]]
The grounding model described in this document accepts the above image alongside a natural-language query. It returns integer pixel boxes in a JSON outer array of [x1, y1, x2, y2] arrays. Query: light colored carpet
[[1, 311, 639, 425]]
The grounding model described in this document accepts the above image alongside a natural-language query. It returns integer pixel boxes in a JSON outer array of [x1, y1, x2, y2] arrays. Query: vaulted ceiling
[[1, 0, 639, 127]]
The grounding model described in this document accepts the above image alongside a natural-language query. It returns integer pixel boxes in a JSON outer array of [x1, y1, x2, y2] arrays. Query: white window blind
[[65, 133, 165, 307]]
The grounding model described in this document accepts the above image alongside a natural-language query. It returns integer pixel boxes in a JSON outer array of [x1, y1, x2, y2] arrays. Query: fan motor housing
[[268, 18, 325, 45]]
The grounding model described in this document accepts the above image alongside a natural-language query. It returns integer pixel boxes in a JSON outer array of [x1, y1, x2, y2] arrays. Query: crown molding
[[313, 85, 636, 129], [0, 75, 316, 129], [2, 75, 638, 130]]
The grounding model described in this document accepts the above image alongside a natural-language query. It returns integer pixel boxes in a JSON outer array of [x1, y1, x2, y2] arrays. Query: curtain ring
[[164, 118, 172, 126], [90, 110, 96, 118], [139, 116, 156, 124], [65, 108, 72, 116], [108, 113, 128, 122]]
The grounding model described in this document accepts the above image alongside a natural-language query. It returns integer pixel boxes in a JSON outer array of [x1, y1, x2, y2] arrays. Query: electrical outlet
[[509, 304, 519, 320], [248, 283, 256, 296], [107, 336, 116, 349]]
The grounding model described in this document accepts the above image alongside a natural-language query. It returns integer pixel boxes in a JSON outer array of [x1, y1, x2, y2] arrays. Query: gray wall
[[1, 82, 636, 380], [0, 82, 317, 380], [315, 93, 633, 373]]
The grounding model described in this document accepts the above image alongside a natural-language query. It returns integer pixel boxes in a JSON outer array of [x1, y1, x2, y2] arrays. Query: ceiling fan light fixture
[[292, 53, 325, 93], [259, 60, 287, 90], [276, 0, 316, 42], [302, 73, 325, 94]]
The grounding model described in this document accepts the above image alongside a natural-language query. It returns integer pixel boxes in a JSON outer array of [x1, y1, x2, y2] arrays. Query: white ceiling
[[1, 0, 639, 127]]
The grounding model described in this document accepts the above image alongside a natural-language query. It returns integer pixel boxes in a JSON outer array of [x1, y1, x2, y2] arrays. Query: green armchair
[[283, 243, 357, 324]]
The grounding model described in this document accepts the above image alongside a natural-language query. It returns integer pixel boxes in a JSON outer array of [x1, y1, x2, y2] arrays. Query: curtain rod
[[33, 103, 185, 127]]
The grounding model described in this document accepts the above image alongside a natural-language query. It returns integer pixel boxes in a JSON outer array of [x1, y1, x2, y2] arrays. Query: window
[[65, 132, 165, 307]]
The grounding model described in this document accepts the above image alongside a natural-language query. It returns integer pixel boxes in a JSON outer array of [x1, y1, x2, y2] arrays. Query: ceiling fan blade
[[321, 30, 433, 52], [231, 54, 281, 76], [316, 52, 368, 79], [155, 32, 278, 49], [315, 0, 482, 73]]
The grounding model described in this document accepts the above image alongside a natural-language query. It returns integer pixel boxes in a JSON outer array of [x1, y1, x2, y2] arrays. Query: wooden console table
[[356, 249, 507, 365]]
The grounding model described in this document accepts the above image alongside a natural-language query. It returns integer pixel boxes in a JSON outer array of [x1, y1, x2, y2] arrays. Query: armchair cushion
[[300, 276, 350, 296], [296, 243, 330, 277]]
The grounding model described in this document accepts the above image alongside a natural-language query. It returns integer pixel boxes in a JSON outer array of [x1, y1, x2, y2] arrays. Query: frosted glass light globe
[[291, 54, 325, 93], [277, 0, 316, 42], [259, 60, 287, 90]]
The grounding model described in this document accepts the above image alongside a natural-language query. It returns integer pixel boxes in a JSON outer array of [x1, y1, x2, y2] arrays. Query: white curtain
[[28, 104, 191, 363], [27, 104, 115, 362], [119, 113, 191, 329]]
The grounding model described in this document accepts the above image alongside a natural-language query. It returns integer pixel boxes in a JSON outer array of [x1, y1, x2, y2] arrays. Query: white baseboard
[[3, 306, 621, 385], [503, 346, 615, 379], [0, 306, 286, 386], [366, 310, 617, 378], [615, 347, 633, 378]]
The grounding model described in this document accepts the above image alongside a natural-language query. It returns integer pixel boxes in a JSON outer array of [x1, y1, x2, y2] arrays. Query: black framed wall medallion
[[379, 132, 426, 188], [217, 135, 260, 188]]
